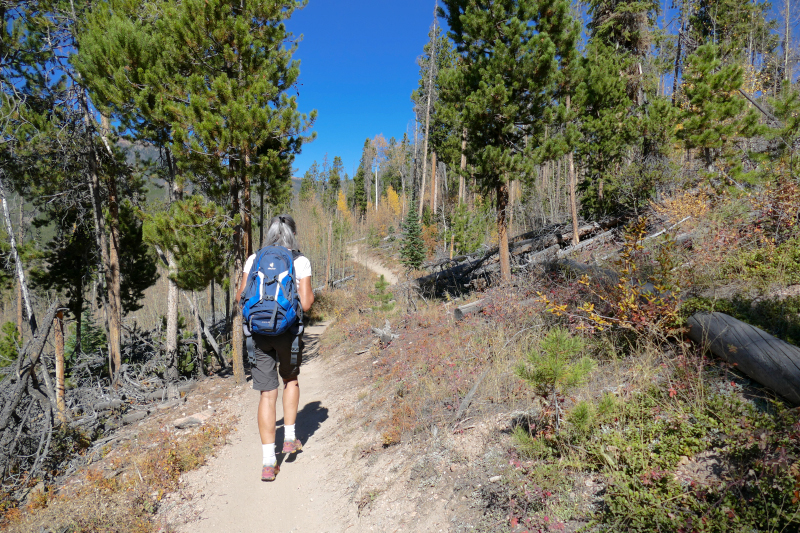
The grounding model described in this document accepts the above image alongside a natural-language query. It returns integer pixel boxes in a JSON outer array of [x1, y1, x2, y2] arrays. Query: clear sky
[[286, 0, 440, 179]]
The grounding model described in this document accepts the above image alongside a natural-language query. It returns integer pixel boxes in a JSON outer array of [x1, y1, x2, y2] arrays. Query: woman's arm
[[235, 274, 247, 303], [298, 276, 314, 312]]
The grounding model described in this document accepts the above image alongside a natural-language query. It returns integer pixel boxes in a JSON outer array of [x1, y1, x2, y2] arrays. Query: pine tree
[[300, 161, 320, 202], [400, 201, 425, 270], [326, 156, 343, 210], [143, 195, 233, 292], [369, 275, 395, 311], [77, 0, 315, 384], [516, 327, 595, 431], [440, 0, 579, 281], [678, 44, 762, 183], [352, 166, 368, 219]]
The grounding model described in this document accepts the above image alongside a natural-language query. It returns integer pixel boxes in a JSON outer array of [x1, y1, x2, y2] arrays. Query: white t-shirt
[[243, 251, 312, 280]]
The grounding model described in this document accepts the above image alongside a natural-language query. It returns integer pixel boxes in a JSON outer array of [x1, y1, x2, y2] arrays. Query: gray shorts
[[250, 332, 304, 391]]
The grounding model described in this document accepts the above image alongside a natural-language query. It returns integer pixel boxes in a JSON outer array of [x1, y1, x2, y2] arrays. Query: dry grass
[[2, 421, 233, 533]]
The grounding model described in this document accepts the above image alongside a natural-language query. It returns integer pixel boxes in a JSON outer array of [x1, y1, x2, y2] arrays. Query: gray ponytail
[[264, 214, 298, 249]]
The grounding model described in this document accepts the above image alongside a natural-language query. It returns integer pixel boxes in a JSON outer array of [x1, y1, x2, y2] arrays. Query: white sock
[[285, 424, 296, 441], [262, 443, 276, 466]]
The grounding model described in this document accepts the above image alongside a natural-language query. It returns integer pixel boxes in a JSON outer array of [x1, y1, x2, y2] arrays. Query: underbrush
[[512, 355, 800, 532], [2, 422, 232, 533]]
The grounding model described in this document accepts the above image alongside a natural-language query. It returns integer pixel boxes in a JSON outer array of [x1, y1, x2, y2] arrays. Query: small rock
[[174, 408, 216, 429], [450, 464, 458, 472], [157, 400, 181, 410], [122, 411, 148, 425], [489, 476, 501, 483]]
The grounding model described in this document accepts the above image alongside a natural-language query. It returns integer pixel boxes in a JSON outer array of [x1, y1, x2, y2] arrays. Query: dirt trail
[[169, 321, 349, 533], [347, 245, 399, 284], [167, 249, 403, 532]]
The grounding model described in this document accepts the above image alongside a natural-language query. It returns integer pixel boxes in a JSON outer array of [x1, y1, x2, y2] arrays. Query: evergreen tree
[[143, 195, 234, 292], [77, 0, 315, 383], [300, 161, 320, 202], [118, 201, 159, 313], [400, 200, 425, 270], [352, 143, 369, 218], [325, 156, 343, 210], [440, 0, 579, 280], [678, 44, 762, 183]]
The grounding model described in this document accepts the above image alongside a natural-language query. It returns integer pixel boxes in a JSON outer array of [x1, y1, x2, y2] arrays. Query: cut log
[[687, 312, 800, 405], [455, 299, 487, 321]]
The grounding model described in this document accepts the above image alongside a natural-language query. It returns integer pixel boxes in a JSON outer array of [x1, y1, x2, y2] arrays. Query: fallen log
[[455, 299, 488, 321], [687, 312, 800, 405], [416, 219, 623, 294]]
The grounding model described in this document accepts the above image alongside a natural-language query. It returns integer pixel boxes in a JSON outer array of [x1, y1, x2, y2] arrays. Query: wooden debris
[[687, 312, 800, 405], [454, 299, 488, 321]]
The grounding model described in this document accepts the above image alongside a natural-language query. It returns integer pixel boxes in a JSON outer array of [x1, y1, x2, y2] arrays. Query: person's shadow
[[275, 401, 329, 465]]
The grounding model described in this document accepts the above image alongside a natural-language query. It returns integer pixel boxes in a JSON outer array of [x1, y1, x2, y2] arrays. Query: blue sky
[[286, 0, 440, 179]]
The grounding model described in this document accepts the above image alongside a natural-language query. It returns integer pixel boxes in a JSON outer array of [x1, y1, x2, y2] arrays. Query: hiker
[[235, 214, 314, 481]]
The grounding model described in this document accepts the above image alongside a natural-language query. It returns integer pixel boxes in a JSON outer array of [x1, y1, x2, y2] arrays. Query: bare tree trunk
[[164, 176, 183, 382], [567, 95, 580, 246], [165, 252, 180, 381], [459, 130, 467, 204], [418, 14, 437, 218], [0, 178, 36, 335], [232, 173, 245, 384], [785, 0, 791, 83], [326, 219, 333, 287], [259, 181, 265, 249], [672, 1, 685, 105], [15, 204, 23, 337], [497, 181, 511, 281], [193, 292, 205, 377], [430, 151, 437, 215], [209, 283, 215, 330], [54, 311, 66, 422]]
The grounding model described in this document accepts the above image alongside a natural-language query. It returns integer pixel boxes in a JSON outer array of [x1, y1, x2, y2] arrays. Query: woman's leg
[[282, 378, 299, 426], [258, 389, 279, 444]]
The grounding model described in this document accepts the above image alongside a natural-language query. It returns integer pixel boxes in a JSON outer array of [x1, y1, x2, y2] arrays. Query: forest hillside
[[2, 0, 800, 531]]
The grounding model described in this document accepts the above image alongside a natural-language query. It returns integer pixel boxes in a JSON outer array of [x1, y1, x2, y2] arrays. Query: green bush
[[723, 235, 800, 288], [515, 382, 800, 532]]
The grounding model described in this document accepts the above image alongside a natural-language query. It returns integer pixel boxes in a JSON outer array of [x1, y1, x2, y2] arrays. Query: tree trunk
[[209, 282, 215, 330], [459, 129, 467, 204], [231, 174, 245, 384], [165, 252, 180, 382], [15, 204, 23, 337], [0, 178, 36, 335], [54, 311, 66, 422], [193, 292, 205, 377], [496, 182, 511, 281], [259, 181, 265, 249], [430, 151, 437, 215], [687, 312, 800, 405], [164, 177, 183, 382], [671, 1, 685, 105], [106, 175, 123, 385], [785, 0, 791, 83], [418, 20, 436, 218], [566, 95, 580, 246], [326, 219, 333, 287]]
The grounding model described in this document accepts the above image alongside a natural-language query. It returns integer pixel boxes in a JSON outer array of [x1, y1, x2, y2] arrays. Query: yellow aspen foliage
[[336, 189, 348, 215], [386, 186, 401, 217]]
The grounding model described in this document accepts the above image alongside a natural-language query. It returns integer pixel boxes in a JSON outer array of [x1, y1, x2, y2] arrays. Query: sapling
[[516, 327, 595, 432], [370, 275, 395, 311]]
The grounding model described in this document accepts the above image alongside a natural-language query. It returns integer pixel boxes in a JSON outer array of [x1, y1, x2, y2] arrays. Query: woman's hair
[[264, 214, 298, 249]]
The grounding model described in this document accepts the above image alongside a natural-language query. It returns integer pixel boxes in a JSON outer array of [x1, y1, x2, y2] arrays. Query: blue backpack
[[240, 246, 304, 366]]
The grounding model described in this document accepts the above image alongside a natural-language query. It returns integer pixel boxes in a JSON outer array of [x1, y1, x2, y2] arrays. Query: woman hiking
[[235, 214, 314, 481]]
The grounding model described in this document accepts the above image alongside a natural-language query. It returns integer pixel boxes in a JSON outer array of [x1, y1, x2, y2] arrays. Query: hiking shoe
[[282, 438, 303, 454], [261, 463, 280, 481]]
